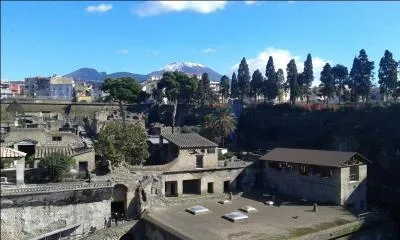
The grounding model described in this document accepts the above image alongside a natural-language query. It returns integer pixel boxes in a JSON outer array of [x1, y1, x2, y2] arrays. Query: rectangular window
[[207, 148, 215, 154], [52, 136, 62, 141], [350, 166, 359, 181], [196, 155, 203, 168]]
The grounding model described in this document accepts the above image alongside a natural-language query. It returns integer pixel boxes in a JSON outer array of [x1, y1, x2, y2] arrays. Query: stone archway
[[111, 184, 128, 216]]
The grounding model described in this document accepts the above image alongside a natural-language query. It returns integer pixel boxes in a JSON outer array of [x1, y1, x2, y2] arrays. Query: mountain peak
[[161, 62, 205, 71]]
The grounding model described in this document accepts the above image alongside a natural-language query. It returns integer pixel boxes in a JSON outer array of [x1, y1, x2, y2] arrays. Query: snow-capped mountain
[[148, 62, 222, 81]]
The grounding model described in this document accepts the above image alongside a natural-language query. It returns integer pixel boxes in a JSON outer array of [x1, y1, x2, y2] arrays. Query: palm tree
[[213, 109, 237, 147]]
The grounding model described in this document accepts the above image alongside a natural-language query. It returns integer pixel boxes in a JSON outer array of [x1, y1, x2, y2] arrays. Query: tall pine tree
[[349, 57, 359, 103], [276, 68, 285, 103], [231, 72, 239, 99], [286, 59, 299, 105], [250, 69, 264, 103], [302, 54, 314, 103], [331, 64, 349, 105], [319, 63, 335, 105], [197, 73, 211, 105], [265, 56, 278, 103], [351, 49, 374, 103], [378, 50, 399, 102], [219, 75, 230, 104], [237, 57, 251, 101]]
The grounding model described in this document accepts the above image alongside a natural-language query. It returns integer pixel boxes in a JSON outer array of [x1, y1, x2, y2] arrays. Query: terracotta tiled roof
[[260, 148, 371, 167], [0, 147, 26, 158], [161, 133, 217, 149]]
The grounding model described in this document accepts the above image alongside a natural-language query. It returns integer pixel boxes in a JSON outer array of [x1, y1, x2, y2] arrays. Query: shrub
[[39, 153, 75, 182]]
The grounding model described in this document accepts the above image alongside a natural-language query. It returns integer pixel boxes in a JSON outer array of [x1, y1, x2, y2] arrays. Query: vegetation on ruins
[[95, 122, 149, 167], [200, 108, 237, 147], [5, 100, 24, 117], [155, 71, 198, 132], [101, 77, 142, 122], [39, 153, 75, 182], [219, 75, 230, 104]]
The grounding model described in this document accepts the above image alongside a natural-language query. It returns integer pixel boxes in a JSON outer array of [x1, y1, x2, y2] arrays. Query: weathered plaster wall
[[340, 165, 367, 210], [1, 187, 112, 240], [263, 164, 342, 204], [74, 150, 95, 172], [169, 148, 218, 171], [162, 168, 245, 196]]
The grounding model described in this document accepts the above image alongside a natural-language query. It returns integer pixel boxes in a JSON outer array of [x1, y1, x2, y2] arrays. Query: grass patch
[[287, 218, 353, 239]]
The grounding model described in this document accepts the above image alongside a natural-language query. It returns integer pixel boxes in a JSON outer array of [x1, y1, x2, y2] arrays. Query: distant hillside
[[148, 62, 222, 81], [64, 68, 147, 82]]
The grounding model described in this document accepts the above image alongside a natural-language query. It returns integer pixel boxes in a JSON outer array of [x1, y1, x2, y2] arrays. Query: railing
[[1, 181, 113, 196]]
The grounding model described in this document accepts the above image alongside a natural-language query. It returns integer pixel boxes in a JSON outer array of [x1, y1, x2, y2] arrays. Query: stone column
[[16, 157, 25, 185], [177, 180, 183, 197]]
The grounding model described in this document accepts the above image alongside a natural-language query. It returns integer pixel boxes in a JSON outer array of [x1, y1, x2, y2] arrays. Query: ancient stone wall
[[1, 184, 112, 240]]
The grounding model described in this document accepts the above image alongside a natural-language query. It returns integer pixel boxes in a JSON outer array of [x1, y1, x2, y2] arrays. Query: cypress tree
[[302, 54, 314, 103], [250, 69, 264, 103], [331, 64, 349, 105], [237, 57, 251, 101], [276, 68, 285, 103], [265, 56, 278, 103], [379, 50, 399, 102], [286, 59, 299, 105], [231, 72, 239, 99], [319, 63, 335, 105], [219, 75, 230, 103]]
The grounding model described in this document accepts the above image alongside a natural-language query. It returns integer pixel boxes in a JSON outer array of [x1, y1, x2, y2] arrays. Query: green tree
[[197, 73, 211, 105], [95, 122, 149, 166], [219, 75, 230, 104], [237, 57, 251, 101], [265, 56, 278, 103], [6, 100, 24, 116], [379, 50, 399, 102], [349, 57, 359, 103], [351, 49, 374, 103], [39, 153, 75, 182], [276, 68, 285, 103], [302, 54, 314, 103], [213, 109, 237, 147], [250, 69, 264, 103], [286, 59, 300, 105], [331, 64, 349, 105], [156, 71, 198, 132], [200, 109, 236, 147], [231, 72, 239, 99], [319, 63, 335, 105], [101, 77, 142, 122]]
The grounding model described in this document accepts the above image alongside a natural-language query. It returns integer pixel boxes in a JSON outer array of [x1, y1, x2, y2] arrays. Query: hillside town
[[2, 1, 400, 240]]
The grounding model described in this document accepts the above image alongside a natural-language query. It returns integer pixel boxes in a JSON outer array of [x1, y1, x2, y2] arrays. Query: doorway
[[207, 182, 214, 193], [165, 181, 178, 197], [223, 180, 230, 193], [183, 179, 201, 194]]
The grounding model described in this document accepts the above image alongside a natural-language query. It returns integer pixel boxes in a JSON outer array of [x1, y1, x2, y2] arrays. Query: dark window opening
[[111, 201, 125, 216], [313, 166, 333, 178], [165, 181, 178, 197], [52, 136, 62, 141], [79, 161, 88, 173], [207, 182, 214, 193], [17, 144, 35, 157], [200, 149, 205, 153], [223, 180, 230, 193], [207, 148, 215, 154], [269, 161, 292, 171], [196, 155, 203, 168], [350, 166, 359, 181], [183, 179, 201, 194]]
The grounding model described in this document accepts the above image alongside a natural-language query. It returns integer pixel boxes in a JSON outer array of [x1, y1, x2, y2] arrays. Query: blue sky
[[1, 1, 399, 84]]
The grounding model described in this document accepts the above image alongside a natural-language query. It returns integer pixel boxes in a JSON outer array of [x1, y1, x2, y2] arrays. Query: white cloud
[[230, 47, 330, 86], [117, 49, 129, 54], [288, 1, 295, 3], [85, 4, 113, 13], [245, 1, 256, 5], [150, 50, 160, 55], [201, 48, 216, 54], [134, 1, 228, 17]]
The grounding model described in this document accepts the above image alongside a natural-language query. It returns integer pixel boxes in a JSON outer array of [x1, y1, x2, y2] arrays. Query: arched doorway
[[111, 184, 128, 217]]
